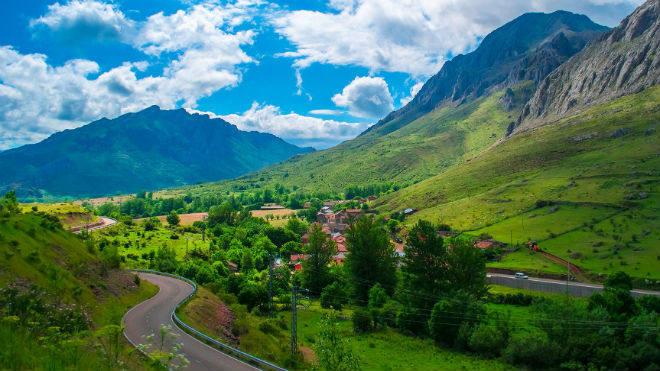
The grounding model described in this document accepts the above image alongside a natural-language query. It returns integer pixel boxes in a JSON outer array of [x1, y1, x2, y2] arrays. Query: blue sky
[[0, 0, 641, 150]]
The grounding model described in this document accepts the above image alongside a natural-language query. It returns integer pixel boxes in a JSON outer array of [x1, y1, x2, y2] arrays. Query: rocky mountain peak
[[514, 0, 660, 133]]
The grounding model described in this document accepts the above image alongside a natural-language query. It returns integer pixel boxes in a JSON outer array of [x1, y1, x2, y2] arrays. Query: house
[[336, 209, 363, 224], [393, 242, 405, 257], [290, 254, 307, 262]]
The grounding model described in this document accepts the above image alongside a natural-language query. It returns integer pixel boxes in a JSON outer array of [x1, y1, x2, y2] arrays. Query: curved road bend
[[123, 273, 257, 371]]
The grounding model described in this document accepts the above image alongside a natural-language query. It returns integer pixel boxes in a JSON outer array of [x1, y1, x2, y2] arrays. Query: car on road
[[515, 272, 528, 279]]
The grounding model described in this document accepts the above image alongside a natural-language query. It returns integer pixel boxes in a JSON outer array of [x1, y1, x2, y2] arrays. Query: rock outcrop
[[514, 0, 660, 133]]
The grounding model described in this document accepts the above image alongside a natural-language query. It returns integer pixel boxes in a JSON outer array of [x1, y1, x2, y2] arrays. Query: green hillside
[[377, 86, 660, 280], [174, 83, 534, 198], [0, 193, 157, 369]]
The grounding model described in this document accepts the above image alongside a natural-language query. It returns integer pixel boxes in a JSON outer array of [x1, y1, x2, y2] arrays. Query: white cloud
[[0, 1, 261, 149], [400, 82, 424, 106], [273, 0, 642, 76], [332, 76, 393, 119], [309, 109, 343, 115], [194, 103, 372, 149], [30, 0, 135, 42]]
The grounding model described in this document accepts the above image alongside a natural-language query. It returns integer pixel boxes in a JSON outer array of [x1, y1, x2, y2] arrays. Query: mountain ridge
[[0, 106, 313, 199], [362, 10, 608, 138]]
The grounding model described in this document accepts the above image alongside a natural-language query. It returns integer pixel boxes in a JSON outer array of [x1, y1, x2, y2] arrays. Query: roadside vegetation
[[83, 193, 660, 370], [0, 191, 158, 370]]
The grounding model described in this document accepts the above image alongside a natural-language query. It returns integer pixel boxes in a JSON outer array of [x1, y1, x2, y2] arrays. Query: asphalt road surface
[[488, 273, 660, 297], [123, 272, 257, 371]]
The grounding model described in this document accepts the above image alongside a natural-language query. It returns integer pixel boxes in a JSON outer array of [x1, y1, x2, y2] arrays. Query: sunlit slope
[[377, 87, 660, 279], [181, 84, 533, 196]]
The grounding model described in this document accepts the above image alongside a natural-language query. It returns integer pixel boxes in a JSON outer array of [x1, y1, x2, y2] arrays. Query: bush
[[238, 282, 268, 312], [352, 308, 373, 333], [469, 322, 506, 357], [368, 283, 388, 309], [504, 329, 556, 367], [381, 300, 401, 327], [320, 282, 347, 310], [429, 292, 484, 346]]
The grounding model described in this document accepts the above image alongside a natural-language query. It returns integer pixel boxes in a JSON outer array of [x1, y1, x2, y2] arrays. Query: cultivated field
[[134, 212, 208, 226]]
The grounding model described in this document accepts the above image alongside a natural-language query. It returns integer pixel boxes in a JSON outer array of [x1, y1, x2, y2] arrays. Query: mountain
[[182, 11, 607, 196], [515, 0, 660, 132], [375, 0, 660, 280], [364, 11, 608, 137], [0, 106, 313, 199]]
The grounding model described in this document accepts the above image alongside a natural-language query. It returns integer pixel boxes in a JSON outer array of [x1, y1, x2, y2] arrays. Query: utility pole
[[290, 285, 298, 357], [268, 253, 274, 317]]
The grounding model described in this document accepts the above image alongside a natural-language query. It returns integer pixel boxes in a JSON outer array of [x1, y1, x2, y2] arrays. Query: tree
[[152, 245, 178, 272], [143, 217, 161, 231], [368, 283, 388, 309], [0, 191, 20, 217], [302, 223, 336, 295], [166, 211, 180, 227], [207, 202, 237, 227], [400, 220, 448, 325], [429, 291, 484, 346], [315, 312, 361, 371], [321, 282, 348, 310], [447, 238, 487, 298], [285, 217, 308, 236], [345, 216, 397, 301]]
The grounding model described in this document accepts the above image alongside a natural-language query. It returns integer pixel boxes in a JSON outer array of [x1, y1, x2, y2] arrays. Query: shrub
[[320, 282, 347, 310], [429, 292, 484, 346], [352, 308, 373, 333], [238, 282, 268, 312], [469, 322, 506, 357], [368, 283, 388, 309], [504, 329, 556, 367]]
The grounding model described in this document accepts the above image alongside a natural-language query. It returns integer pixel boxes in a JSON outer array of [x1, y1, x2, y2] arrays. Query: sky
[[0, 0, 643, 150]]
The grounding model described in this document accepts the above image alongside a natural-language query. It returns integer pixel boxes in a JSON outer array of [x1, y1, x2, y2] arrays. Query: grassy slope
[[168, 84, 533, 197], [0, 212, 158, 368], [19, 202, 98, 228], [377, 86, 660, 279]]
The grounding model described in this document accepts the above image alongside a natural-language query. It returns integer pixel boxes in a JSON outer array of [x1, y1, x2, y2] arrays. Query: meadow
[[379, 87, 660, 281]]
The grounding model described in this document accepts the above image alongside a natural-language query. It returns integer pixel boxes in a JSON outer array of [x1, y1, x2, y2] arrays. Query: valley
[[1, 0, 659, 370]]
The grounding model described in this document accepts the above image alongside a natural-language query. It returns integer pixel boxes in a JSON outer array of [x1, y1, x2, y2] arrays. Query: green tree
[[302, 223, 336, 295], [285, 217, 308, 236], [207, 202, 237, 227], [447, 238, 487, 298], [345, 216, 397, 301], [320, 282, 348, 310], [315, 312, 361, 371], [367, 283, 388, 309], [0, 191, 20, 217], [166, 211, 180, 227], [400, 220, 448, 327], [429, 291, 484, 346]]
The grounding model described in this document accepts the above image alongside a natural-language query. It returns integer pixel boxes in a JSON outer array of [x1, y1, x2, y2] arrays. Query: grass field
[[19, 202, 98, 228], [135, 212, 208, 226], [378, 87, 660, 280], [96, 223, 210, 264]]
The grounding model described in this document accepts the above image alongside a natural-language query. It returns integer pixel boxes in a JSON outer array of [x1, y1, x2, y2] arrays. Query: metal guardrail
[[129, 269, 287, 371]]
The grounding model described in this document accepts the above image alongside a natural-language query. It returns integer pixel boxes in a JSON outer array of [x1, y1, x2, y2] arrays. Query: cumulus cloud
[[273, 0, 642, 76], [332, 76, 393, 119], [197, 103, 372, 149], [0, 1, 260, 149], [400, 82, 424, 106], [309, 109, 343, 115], [30, 0, 135, 42]]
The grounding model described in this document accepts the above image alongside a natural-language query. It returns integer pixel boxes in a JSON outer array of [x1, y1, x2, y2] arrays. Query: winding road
[[123, 272, 256, 371]]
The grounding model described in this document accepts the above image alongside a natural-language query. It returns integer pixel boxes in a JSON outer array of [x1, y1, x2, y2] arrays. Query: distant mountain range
[[0, 106, 312, 199]]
